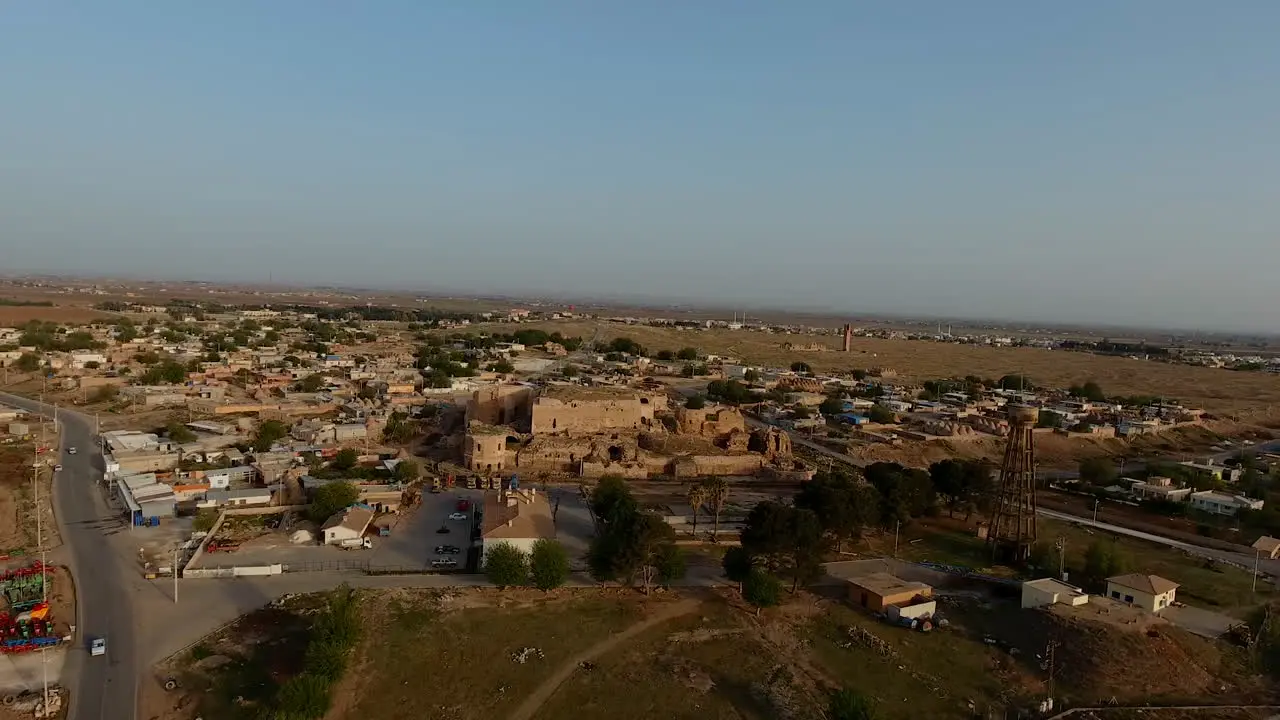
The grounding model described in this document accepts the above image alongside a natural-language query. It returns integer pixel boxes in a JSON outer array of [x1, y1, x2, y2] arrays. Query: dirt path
[[506, 597, 701, 720]]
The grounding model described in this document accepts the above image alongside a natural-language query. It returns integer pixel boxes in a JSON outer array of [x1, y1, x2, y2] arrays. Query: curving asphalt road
[[0, 393, 136, 720]]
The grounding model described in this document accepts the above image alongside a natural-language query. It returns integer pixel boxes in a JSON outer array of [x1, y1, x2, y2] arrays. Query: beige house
[[322, 506, 375, 545], [1021, 578, 1089, 609], [846, 572, 932, 613], [1105, 573, 1178, 613], [1253, 535, 1280, 560], [480, 488, 556, 562]]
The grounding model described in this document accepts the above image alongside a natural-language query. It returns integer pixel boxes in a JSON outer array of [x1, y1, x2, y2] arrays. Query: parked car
[[90, 638, 106, 657], [433, 545, 461, 555], [430, 558, 458, 568], [448, 512, 468, 521], [67, 447, 77, 455], [53, 464, 63, 472]]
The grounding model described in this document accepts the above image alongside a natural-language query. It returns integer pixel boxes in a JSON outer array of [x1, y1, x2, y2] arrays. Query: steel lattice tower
[[986, 404, 1039, 562]]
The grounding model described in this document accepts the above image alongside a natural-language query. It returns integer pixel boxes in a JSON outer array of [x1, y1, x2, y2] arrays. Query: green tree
[[829, 688, 878, 720], [332, 448, 359, 471], [308, 481, 360, 524], [1068, 380, 1107, 402], [484, 542, 531, 587], [790, 361, 811, 373], [866, 404, 896, 424], [392, 459, 419, 482], [529, 538, 570, 590], [83, 360, 101, 370], [687, 483, 708, 539], [703, 478, 731, 541], [561, 365, 578, 378], [819, 396, 846, 416], [792, 406, 813, 419], [685, 394, 706, 410], [491, 360, 515, 374], [795, 471, 878, 549], [167, 422, 197, 444], [91, 384, 119, 403], [1079, 457, 1117, 486], [676, 347, 698, 361], [1083, 540, 1125, 587], [998, 374, 1034, 391], [252, 420, 288, 452], [1037, 410, 1064, 429], [297, 373, 326, 392], [655, 544, 687, 587], [655, 350, 675, 361], [742, 568, 783, 616], [607, 337, 645, 355], [743, 368, 760, 383], [15, 353, 41, 373], [722, 546, 753, 589]]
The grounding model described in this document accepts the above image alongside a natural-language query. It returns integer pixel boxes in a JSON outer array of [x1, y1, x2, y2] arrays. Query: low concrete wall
[[232, 564, 283, 577], [224, 504, 307, 517], [181, 508, 229, 576]]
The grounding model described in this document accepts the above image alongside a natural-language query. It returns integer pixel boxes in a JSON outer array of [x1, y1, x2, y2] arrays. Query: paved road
[[0, 393, 137, 720], [1037, 507, 1280, 576]]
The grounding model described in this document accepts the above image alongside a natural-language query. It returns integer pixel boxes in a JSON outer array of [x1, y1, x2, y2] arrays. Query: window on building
[[1111, 591, 1120, 599], [1124, 595, 1133, 604]]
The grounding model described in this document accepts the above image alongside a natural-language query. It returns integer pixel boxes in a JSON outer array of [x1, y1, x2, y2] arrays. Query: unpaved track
[[507, 597, 701, 720]]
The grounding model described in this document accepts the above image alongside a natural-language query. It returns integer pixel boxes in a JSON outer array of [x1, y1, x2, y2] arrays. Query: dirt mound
[[1053, 617, 1219, 703]]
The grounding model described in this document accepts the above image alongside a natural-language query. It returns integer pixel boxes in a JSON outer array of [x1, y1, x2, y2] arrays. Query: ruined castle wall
[[530, 397, 654, 435]]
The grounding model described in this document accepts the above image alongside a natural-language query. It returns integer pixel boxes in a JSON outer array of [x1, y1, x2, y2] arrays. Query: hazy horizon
[[4, 3, 1279, 333]]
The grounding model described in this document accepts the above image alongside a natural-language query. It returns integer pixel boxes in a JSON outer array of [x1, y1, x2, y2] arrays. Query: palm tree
[[686, 483, 708, 540], [704, 478, 730, 542]]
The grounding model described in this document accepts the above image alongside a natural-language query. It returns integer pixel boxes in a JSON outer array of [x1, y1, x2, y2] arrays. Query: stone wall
[[675, 405, 747, 439], [466, 385, 535, 426], [530, 395, 655, 435]]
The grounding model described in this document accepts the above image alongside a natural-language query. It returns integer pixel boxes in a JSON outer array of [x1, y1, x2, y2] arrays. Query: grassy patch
[[532, 604, 788, 720], [344, 590, 647, 720], [808, 603, 1028, 720]]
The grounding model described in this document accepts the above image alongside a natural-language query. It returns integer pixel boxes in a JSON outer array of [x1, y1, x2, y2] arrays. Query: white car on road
[[68, 447, 77, 455], [448, 512, 468, 521], [90, 638, 106, 657]]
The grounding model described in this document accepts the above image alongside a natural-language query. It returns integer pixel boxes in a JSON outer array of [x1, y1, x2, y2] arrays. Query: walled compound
[[460, 383, 803, 479]]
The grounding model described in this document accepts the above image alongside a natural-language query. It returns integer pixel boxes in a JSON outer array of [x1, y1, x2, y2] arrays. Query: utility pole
[[173, 545, 180, 604], [1254, 548, 1261, 594], [1093, 498, 1101, 523], [893, 519, 900, 557], [1055, 537, 1066, 581]]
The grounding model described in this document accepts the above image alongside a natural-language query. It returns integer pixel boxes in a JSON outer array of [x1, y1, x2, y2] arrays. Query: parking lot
[[182, 484, 599, 575], [369, 487, 484, 571]]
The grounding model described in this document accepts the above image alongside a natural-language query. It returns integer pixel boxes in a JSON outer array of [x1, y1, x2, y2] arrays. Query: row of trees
[[587, 477, 686, 593], [484, 539, 571, 590], [719, 460, 996, 611]]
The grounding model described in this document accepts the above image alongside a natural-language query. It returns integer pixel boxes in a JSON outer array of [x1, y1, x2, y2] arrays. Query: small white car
[[68, 447, 77, 455], [53, 464, 63, 472], [90, 638, 106, 657], [448, 512, 468, 521], [430, 559, 458, 568]]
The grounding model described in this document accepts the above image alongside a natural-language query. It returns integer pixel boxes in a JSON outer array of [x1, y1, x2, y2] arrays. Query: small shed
[[1021, 578, 1090, 609], [846, 572, 933, 612], [886, 595, 936, 622]]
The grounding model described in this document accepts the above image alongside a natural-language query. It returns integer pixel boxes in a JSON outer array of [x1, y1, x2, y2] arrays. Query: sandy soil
[[0, 305, 113, 325], [463, 320, 1280, 415]]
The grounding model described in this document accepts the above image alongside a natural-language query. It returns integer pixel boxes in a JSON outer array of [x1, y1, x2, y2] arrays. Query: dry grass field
[[467, 320, 1280, 415], [0, 304, 114, 325]]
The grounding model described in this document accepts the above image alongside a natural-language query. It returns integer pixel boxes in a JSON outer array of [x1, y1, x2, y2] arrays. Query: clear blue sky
[[4, 2, 1279, 332]]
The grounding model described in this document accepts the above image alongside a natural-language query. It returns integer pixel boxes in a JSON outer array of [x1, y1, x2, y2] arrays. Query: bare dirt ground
[[0, 304, 113, 325], [835, 420, 1275, 470], [465, 320, 1280, 416]]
